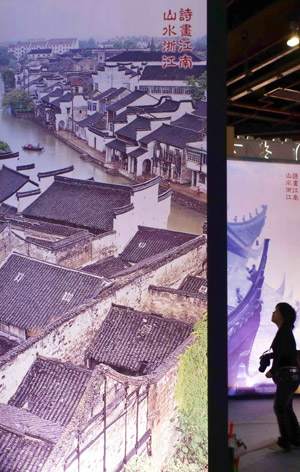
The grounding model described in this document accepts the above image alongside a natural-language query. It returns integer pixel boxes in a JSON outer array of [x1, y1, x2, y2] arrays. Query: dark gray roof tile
[[0, 403, 65, 443], [0, 166, 30, 203], [9, 357, 92, 426], [140, 64, 206, 81], [107, 90, 147, 112], [179, 275, 207, 294], [116, 116, 151, 141], [77, 112, 104, 127], [0, 253, 107, 331], [0, 427, 53, 472], [81, 256, 131, 278], [106, 51, 202, 63], [139, 123, 201, 148], [86, 305, 192, 374], [0, 335, 18, 356], [23, 176, 132, 233], [171, 113, 206, 131], [120, 226, 198, 263]]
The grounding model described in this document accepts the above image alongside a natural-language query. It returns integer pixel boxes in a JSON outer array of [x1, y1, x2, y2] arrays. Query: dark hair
[[276, 302, 296, 329]]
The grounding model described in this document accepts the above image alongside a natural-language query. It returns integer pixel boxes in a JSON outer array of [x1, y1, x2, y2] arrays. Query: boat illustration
[[22, 144, 44, 152]]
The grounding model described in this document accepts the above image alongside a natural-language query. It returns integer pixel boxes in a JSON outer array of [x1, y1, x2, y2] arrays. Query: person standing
[[265, 302, 300, 451]]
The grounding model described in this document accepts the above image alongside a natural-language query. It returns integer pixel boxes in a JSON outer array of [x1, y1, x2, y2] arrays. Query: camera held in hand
[[259, 353, 272, 373]]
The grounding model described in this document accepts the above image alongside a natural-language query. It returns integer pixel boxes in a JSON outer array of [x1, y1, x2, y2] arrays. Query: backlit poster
[[228, 157, 300, 395], [0, 1, 207, 470]]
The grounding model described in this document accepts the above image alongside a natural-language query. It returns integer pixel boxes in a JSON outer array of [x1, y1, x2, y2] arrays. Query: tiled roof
[[106, 139, 127, 153], [58, 92, 74, 102], [140, 65, 206, 81], [128, 147, 147, 158], [103, 87, 127, 101], [81, 256, 131, 278], [77, 112, 104, 127], [88, 87, 117, 101], [112, 109, 129, 123], [41, 88, 63, 103], [0, 335, 18, 356], [98, 87, 117, 99], [116, 116, 151, 141], [0, 403, 65, 443], [192, 100, 207, 117], [50, 91, 73, 108], [179, 275, 207, 294], [139, 123, 202, 148], [0, 166, 30, 203], [120, 226, 198, 263], [86, 305, 192, 375], [0, 426, 54, 472], [23, 176, 132, 233], [171, 113, 205, 132], [4, 215, 82, 237], [0, 253, 106, 331], [130, 98, 180, 114], [106, 51, 202, 63], [0, 203, 18, 216], [9, 357, 92, 427], [29, 48, 52, 54], [107, 90, 147, 112]]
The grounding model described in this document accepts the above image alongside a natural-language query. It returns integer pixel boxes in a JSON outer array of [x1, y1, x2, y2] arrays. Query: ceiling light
[[287, 20, 300, 47], [287, 34, 299, 47]]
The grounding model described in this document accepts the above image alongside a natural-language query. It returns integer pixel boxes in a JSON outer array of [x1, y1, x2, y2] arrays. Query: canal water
[[0, 78, 204, 234]]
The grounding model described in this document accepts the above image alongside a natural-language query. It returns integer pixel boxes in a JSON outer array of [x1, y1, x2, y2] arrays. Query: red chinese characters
[[162, 55, 177, 68], [162, 7, 194, 68], [162, 40, 177, 53], [286, 172, 299, 201]]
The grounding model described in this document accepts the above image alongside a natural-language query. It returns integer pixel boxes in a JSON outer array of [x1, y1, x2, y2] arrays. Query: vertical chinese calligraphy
[[285, 172, 299, 201], [162, 8, 194, 69]]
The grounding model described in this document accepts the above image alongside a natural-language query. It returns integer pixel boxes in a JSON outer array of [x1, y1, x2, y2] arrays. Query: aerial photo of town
[[0, 0, 207, 470]]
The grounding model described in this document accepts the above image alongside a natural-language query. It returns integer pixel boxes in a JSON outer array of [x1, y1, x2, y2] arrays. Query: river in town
[[0, 78, 205, 234]]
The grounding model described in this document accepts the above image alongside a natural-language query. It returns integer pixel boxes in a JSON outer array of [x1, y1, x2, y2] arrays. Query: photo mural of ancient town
[[228, 158, 300, 396], [0, 0, 207, 471]]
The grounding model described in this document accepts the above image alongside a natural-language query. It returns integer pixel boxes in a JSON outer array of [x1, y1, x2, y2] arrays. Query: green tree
[[0, 47, 11, 66], [124, 39, 136, 50], [79, 38, 97, 49], [166, 316, 208, 471], [114, 40, 124, 49], [0, 141, 11, 152], [2, 89, 33, 112], [150, 38, 156, 51], [1, 67, 15, 87], [186, 72, 207, 102]]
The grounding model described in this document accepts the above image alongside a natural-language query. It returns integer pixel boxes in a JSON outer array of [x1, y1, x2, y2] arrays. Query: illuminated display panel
[[228, 157, 300, 395]]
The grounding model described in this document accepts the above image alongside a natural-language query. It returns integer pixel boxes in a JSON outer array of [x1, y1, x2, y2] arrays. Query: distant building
[[9, 38, 79, 60], [138, 64, 206, 99]]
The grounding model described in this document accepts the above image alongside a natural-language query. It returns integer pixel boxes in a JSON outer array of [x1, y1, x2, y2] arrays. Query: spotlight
[[287, 34, 299, 47], [287, 21, 300, 47]]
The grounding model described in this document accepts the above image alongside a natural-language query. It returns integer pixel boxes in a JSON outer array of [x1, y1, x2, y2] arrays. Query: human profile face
[[272, 306, 284, 327]]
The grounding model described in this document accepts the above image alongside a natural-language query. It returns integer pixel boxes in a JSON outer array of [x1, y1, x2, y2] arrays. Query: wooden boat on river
[[22, 144, 44, 152]]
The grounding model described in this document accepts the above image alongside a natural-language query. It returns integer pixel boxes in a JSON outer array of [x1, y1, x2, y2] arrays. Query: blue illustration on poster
[[227, 158, 300, 396]]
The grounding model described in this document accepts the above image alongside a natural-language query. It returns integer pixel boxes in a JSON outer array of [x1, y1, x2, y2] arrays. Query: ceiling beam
[[229, 58, 300, 100]]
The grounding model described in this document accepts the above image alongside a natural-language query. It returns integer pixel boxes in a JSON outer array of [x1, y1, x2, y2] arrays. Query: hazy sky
[[0, 0, 206, 43]]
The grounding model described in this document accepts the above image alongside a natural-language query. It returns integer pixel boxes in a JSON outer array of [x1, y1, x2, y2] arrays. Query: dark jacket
[[270, 325, 297, 376]]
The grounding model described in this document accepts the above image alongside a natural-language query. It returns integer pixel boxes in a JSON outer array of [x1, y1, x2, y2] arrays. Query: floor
[[228, 396, 300, 471]]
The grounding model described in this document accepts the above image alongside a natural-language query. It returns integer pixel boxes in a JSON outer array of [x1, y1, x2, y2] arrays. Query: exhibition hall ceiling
[[227, 0, 300, 139]]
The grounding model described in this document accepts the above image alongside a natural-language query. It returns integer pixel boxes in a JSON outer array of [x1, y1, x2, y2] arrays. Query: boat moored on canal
[[22, 144, 44, 152]]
